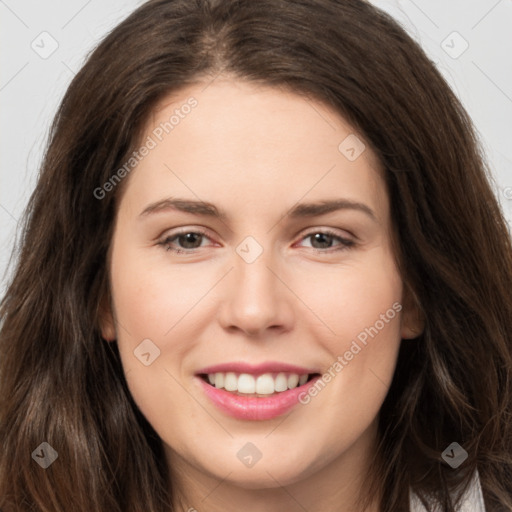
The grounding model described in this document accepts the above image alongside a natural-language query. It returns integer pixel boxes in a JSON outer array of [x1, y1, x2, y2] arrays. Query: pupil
[[312, 233, 332, 249], [180, 233, 202, 249]]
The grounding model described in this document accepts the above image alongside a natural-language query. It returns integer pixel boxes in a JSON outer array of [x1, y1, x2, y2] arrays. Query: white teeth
[[287, 374, 299, 389], [238, 374, 256, 393], [214, 373, 224, 389], [205, 372, 311, 395], [224, 372, 238, 391], [256, 374, 275, 394], [274, 372, 288, 392]]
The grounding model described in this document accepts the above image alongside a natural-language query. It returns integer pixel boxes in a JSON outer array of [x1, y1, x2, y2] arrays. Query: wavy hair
[[1, 0, 511, 510]]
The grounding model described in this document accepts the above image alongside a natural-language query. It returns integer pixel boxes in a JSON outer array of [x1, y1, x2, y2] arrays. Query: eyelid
[[296, 225, 355, 240], [157, 225, 212, 240]]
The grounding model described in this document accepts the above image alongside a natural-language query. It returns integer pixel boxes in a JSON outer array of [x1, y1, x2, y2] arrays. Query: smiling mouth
[[198, 372, 321, 397]]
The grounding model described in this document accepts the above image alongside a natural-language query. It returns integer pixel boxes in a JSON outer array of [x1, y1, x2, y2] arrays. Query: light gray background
[[1, 0, 511, 297]]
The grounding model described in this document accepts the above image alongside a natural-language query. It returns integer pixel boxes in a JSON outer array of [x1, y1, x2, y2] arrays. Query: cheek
[[292, 248, 404, 403], [108, 242, 224, 422], [109, 242, 215, 343], [108, 250, 207, 435], [294, 251, 403, 344], [335, 274, 402, 349]]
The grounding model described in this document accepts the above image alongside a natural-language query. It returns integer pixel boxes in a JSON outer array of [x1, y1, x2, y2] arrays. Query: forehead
[[118, 79, 387, 222]]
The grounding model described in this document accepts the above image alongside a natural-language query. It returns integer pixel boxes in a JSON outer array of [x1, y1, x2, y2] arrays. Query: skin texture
[[100, 79, 422, 512]]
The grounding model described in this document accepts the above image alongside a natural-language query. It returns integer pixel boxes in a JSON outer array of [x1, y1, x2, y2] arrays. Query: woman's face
[[101, 79, 420, 492]]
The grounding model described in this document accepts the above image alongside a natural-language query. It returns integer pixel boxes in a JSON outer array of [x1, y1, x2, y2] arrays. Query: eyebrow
[[139, 197, 376, 221]]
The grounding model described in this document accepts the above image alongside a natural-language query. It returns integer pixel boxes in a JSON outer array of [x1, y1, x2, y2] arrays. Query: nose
[[217, 248, 295, 337]]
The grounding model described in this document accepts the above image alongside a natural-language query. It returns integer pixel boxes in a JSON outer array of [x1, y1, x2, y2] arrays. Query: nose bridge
[[218, 237, 294, 335], [235, 245, 275, 296]]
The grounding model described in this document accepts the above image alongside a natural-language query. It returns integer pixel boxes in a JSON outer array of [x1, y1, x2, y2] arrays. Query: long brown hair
[[1, 1, 511, 510]]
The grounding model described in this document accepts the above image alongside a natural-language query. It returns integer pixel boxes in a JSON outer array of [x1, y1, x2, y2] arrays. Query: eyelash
[[157, 228, 355, 255]]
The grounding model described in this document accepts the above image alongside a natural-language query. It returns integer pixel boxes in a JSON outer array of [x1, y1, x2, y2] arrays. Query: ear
[[98, 289, 116, 342], [400, 284, 424, 339]]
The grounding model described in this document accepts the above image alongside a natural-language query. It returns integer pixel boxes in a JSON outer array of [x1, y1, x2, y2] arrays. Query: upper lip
[[196, 362, 321, 376]]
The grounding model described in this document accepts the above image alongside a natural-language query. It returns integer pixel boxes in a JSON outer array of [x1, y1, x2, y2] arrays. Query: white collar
[[409, 470, 486, 511]]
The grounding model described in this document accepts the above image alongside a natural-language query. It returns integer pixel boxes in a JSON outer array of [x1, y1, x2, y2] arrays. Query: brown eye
[[298, 230, 355, 251], [172, 232, 204, 250], [158, 229, 212, 254]]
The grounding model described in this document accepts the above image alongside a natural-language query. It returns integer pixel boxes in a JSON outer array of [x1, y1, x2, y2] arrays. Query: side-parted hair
[[1, 1, 511, 510]]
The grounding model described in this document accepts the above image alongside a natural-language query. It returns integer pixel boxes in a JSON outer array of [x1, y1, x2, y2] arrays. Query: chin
[[212, 459, 312, 489]]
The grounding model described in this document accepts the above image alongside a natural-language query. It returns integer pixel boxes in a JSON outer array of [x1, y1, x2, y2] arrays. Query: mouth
[[198, 371, 321, 397], [196, 370, 323, 420]]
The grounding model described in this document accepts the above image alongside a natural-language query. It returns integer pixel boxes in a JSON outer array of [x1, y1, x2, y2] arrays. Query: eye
[[157, 227, 355, 255], [297, 229, 355, 252], [157, 228, 213, 254]]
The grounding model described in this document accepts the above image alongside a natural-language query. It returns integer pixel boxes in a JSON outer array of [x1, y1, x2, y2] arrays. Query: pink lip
[[196, 361, 319, 376], [196, 375, 321, 421]]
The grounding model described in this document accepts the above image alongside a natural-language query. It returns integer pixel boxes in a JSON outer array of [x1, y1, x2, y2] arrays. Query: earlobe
[[98, 291, 117, 342], [401, 286, 425, 339], [401, 323, 423, 339]]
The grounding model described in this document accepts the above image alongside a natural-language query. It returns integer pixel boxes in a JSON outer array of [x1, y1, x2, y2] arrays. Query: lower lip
[[196, 375, 321, 421]]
